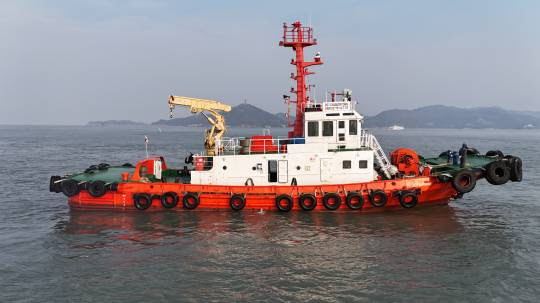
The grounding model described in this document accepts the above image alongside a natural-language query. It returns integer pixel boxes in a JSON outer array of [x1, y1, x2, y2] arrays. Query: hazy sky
[[1, 0, 539, 124]]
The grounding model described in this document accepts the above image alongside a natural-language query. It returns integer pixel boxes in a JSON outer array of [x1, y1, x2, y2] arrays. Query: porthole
[[296, 166, 301, 170], [223, 166, 227, 170]]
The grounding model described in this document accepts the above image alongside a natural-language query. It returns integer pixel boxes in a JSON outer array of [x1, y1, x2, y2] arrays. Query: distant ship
[[388, 125, 405, 131]]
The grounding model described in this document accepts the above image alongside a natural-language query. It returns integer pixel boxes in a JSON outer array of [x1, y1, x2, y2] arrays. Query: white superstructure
[[190, 91, 396, 186]]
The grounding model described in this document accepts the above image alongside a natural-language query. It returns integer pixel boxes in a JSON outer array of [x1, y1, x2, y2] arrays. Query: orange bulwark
[[67, 176, 456, 212]]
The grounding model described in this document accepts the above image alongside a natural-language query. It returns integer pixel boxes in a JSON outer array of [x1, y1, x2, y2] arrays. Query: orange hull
[[68, 176, 457, 212]]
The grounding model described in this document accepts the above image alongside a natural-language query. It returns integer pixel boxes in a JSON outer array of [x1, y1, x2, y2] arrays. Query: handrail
[[214, 131, 375, 156], [214, 136, 292, 156]]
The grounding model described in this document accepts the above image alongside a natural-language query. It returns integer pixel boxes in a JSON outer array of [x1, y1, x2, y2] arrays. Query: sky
[[1, 0, 539, 125]]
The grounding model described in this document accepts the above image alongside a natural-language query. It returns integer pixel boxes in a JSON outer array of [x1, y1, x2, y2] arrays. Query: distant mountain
[[87, 120, 146, 126], [152, 103, 539, 129], [364, 105, 539, 129], [511, 110, 540, 119], [153, 103, 287, 127]]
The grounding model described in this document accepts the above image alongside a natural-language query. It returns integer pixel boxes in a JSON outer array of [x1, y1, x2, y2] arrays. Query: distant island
[[89, 104, 539, 129], [364, 105, 539, 129], [87, 120, 146, 127]]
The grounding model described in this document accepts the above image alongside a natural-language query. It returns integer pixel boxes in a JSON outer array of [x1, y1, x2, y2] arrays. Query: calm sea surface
[[0, 125, 539, 302]]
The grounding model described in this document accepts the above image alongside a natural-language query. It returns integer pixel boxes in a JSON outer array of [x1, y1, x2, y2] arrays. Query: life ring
[[61, 179, 80, 197], [398, 191, 418, 208], [229, 194, 246, 211], [452, 170, 477, 193], [298, 193, 317, 211], [161, 191, 179, 208], [369, 190, 387, 207], [485, 161, 510, 185], [133, 193, 152, 210], [486, 150, 504, 158], [508, 156, 522, 182], [88, 180, 107, 197], [182, 193, 200, 210], [346, 192, 364, 210], [275, 194, 293, 212], [322, 193, 341, 210]]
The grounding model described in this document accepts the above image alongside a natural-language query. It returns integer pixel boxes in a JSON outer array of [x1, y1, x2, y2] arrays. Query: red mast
[[279, 21, 323, 138]]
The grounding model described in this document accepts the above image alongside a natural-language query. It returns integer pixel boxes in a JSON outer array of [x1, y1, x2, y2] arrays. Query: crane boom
[[167, 95, 232, 156], [168, 95, 231, 113]]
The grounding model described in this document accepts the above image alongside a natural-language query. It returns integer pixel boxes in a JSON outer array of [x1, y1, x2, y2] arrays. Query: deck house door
[[320, 158, 331, 182], [278, 160, 288, 183]]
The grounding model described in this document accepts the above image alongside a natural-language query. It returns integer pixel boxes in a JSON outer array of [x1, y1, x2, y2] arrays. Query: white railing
[[214, 136, 294, 156]]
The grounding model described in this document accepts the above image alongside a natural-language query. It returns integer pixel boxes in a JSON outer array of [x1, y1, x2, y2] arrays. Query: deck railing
[[214, 137, 293, 156], [210, 130, 379, 156]]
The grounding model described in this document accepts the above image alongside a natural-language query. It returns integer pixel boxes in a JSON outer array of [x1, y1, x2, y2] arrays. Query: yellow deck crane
[[168, 95, 232, 156]]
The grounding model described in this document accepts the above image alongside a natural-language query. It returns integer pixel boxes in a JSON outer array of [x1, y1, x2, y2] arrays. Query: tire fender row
[[51, 176, 119, 198], [129, 189, 420, 211], [450, 156, 522, 195]]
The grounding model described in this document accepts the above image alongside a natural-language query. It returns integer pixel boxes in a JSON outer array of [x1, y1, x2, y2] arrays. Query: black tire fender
[[452, 170, 477, 193], [509, 156, 522, 182], [161, 191, 179, 208], [98, 163, 110, 170], [182, 192, 200, 210], [369, 190, 387, 207], [229, 194, 246, 211], [49, 176, 62, 193], [275, 194, 293, 212], [485, 161, 510, 185], [398, 191, 418, 209], [486, 150, 504, 158], [61, 179, 80, 197], [133, 193, 152, 210], [88, 180, 107, 197], [346, 192, 364, 210], [322, 193, 342, 210], [298, 193, 317, 211], [466, 148, 480, 156]]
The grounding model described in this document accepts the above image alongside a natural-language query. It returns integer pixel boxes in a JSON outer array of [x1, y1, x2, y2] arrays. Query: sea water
[[0, 125, 539, 302]]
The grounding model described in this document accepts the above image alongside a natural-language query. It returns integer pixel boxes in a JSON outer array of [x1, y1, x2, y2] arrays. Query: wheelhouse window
[[322, 121, 333, 137], [338, 133, 345, 141], [359, 160, 368, 169], [343, 160, 351, 169], [349, 120, 357, 135], [338, 121, 345, 129], [307, 121, 319, 137]]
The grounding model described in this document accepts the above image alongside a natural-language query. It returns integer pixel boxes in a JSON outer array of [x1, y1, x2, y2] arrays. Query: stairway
[[362, 131, 395, 179]]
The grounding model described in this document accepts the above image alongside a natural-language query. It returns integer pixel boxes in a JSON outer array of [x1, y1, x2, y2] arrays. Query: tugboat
[[50, 21, 522, 212]]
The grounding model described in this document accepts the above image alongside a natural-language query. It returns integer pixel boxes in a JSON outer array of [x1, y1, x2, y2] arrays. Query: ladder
[[365, 133, 395, 179]]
